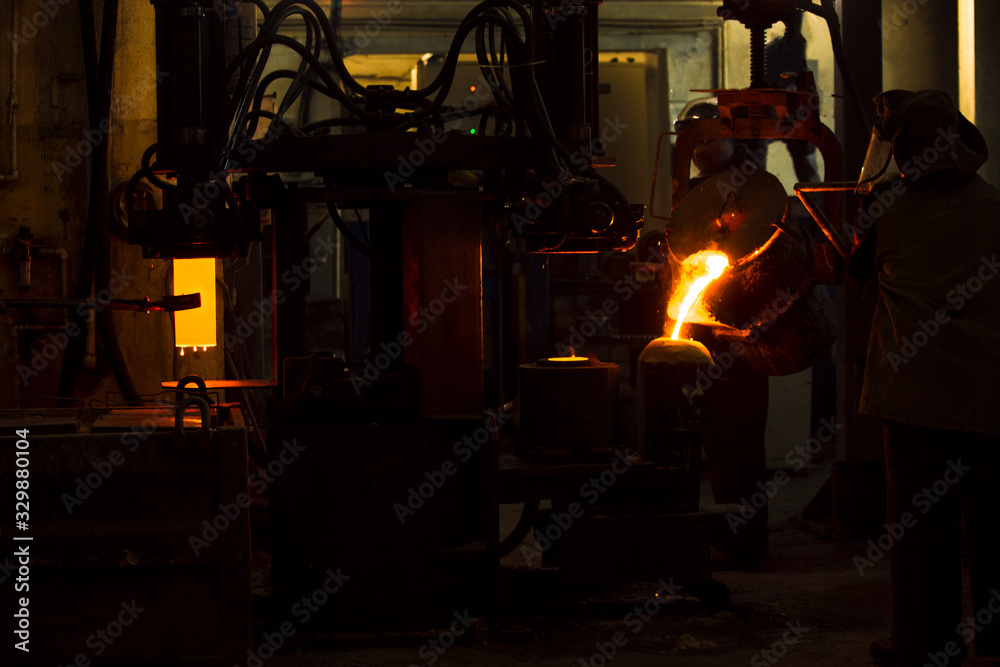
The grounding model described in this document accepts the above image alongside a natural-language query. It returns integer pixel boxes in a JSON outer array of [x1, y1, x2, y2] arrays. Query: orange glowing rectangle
[[173, 258, 217, 350]]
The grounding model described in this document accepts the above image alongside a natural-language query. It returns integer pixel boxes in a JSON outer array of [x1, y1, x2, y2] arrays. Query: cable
[[399, 12, 528, 129], [327, 203, 370, 256], [245, 7, 325, 139], [220, 0, 536, 143], [254, 69, 335, 116], [139, 144, 174, 189], [221, 33, 373, 139], [499, 500, 539, 556], [297, 116, 366, 134], [109, 180, 156, 240]]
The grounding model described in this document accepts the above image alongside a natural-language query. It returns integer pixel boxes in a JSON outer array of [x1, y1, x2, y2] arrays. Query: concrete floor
[[260, 459, 998, 667]]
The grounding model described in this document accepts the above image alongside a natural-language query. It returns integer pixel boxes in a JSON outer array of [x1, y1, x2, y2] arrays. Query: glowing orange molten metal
[[668, 251, 729, 340]]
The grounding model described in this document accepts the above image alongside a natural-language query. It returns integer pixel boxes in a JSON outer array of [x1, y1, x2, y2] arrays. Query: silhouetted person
[[854, 89, 1000, 667]]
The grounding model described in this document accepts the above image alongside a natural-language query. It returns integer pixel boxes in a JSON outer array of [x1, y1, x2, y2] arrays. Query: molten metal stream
[[670, 253, 729, 340]]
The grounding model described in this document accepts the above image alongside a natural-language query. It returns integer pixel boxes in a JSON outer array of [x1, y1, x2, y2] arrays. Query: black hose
[[242, 7, 324, 140], [220, 33, 372, 133], [499, 500, 539, 556], [70, 0, 101, 301], [227, 0, 533, 138], [59, 0, 121, 404], [326, 202, 370, 257]]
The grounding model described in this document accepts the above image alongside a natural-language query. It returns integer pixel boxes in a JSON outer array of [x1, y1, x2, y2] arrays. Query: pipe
[[38, 247, 69, 320], [83, 286, 97, 371], [8, 245, 71, 392], [795, 186, 848, 259], [0, 0, 18, 182], [498, 500, 539, 557], [224, 344, 268, 456], [270, 219, 278, 383], [59, 0, 121, 402]]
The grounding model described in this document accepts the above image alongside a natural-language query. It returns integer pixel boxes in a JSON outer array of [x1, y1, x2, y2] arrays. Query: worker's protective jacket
[[859, 174, 1000, 432], [858, 90, 1000, 432]]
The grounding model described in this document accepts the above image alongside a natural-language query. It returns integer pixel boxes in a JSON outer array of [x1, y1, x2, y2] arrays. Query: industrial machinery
[[125, 0, 861, 637], [660, 0, 865, 376], [0, 0, 869, 662], [119, 0, 656, 640], [135, 0, 642, 260]]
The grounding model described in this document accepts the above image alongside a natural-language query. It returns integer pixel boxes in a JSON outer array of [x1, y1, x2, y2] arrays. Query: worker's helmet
[[858, 89, 988, 193], [674, 98, 719, 133]]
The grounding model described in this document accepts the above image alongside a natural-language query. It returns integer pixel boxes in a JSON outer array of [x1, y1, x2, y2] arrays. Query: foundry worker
[[675, 98, 739, 185], [853, 90, 1000, 666], [673, 102, 771, 566]]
